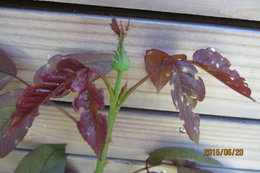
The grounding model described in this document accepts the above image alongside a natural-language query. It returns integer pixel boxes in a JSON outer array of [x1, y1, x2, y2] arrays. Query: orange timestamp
[[204, 148, 244, 156]]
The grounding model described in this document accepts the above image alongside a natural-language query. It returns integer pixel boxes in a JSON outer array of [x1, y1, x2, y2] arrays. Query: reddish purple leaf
[[34, 55, 63, 84], [8, 58, 87, 133], [25, 56, 108, 158], [70, 68, 90, 92], [73, 81, 107, 158], [192, 48, 255, 101], [110, 18, 121, 36], [145, 49, 187, 93], [145, 49, 174, 93], [170, 60, 205, 143], [0, 48, 17, 90], [0, 89, 34, 158], [34, 53, 113, 97], [0, 116, 33, 158], [64, 53, 112, 82]]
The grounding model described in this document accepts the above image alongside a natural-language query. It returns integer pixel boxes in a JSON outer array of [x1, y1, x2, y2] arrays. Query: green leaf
[[146, 147, 222, 167], [15, 144, 67, 173]]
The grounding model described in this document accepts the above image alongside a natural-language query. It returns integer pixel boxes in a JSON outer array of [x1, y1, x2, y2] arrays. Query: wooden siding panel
[[6, 105, 259, 171], [0, 150, 178, 173], [38, 0, 260, 21], [0, 8, 259, 119], [3, 150, 259, 173]]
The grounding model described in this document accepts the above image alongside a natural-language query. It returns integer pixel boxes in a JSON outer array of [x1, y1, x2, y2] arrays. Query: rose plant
[[0, 18, 255, 172]]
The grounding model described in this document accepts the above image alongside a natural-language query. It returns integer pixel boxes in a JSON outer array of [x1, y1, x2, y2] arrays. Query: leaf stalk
[[48, 100, 77, 123]]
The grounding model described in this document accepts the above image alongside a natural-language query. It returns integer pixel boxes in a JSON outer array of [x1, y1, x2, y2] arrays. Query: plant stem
[[15, 75, 30, 86], [47, 100, 77, 123], [95, 103, 118, 173], [0, 70, 30, 86], [90, 68, 115, 101], [95, 62, 176, 172], [94, 71, 124, 173], [114, 71, 123, 98]]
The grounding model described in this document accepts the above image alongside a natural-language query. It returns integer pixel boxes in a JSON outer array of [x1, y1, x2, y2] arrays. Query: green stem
[[114, 71, 124, 98], [94, 103, 118, 173], [94, 70, 124, 173]]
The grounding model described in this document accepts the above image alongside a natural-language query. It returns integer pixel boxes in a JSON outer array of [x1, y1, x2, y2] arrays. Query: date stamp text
[[204, 148, 244, 156]]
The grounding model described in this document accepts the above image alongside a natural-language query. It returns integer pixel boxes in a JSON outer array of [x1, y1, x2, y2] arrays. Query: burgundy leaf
[[1, 116, 33, 158], [0, 89, 34, 158], [145, 49, 187, 93], [34, 54, 63, 84], [144, 49, 174, 93], [0, 48, 17, 90], [34, 53, 113, 97], [64, 53, 112, 82], [8, 58, 87, 133], [110, 18, 121, 36], [170, 60, 205, 143], [73, 81, 107, 158], [70, 68, 90, 92], [192, 48, 255, 101]]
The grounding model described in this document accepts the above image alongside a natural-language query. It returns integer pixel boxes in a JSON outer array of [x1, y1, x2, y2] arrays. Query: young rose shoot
[[0, 18, 255, 173]]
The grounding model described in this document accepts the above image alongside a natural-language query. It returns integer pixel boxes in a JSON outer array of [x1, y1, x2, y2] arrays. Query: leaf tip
[[110, 17, 120, 36], [194, 138, 199, 144], [110, 17, 130, 40], [250, 97, 257, 102], [156, 87, 161, 94]]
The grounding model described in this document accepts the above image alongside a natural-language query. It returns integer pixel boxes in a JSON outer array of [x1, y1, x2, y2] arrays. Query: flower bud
[[112, 43, 131, 72], [110, 17, 131, 72]]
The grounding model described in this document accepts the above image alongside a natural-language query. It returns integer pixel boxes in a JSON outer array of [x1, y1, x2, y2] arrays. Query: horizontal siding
[[8, 105, 260, 171], [0, 8, 259, 119], [0, 150, 178, 173], [38, 0, 260, 21], [0, 7, 260, 173], [2, 150, 259, 173]]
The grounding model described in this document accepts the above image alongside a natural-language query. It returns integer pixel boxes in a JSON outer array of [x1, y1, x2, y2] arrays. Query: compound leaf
[[0, 48, 17, 90], [34, 53, 112, 86], [170, 60, 205, 143], [0, 89, 34, 158], [7, 58, 87, 133], [19, 56, 108, 158], [15, 144, 66, 173], [192, 48, 255, 101]]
